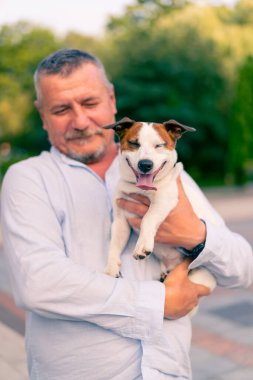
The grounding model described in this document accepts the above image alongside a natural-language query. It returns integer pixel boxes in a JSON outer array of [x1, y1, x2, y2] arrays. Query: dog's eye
[[128, 140, 140, 148], [155, 142, 167, 148]]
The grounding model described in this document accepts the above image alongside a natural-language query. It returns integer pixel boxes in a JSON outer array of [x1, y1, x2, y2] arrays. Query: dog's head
[[104, 117, 195, 190]]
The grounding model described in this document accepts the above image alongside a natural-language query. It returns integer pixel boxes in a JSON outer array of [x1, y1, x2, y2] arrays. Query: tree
[[0, 22, 61, 157], [228, 55, 253, 184], [2, 1, 253, 185], [103, 0, 253, 184], [105, 2, 231, 183]]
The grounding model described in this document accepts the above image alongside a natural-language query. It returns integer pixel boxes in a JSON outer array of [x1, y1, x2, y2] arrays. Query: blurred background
[[0, 0, 252, 379], [0, 0, 253, 186]]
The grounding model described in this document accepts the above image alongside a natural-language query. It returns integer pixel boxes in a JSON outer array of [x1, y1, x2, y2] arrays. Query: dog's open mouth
[[126, 158, 166, 191]]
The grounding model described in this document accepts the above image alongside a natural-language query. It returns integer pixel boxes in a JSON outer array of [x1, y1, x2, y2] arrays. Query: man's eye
[[53, 108, 68, 115], [84, 102, 98, 108], [128, 140, 140, 148], [155, 142, 167, 148]]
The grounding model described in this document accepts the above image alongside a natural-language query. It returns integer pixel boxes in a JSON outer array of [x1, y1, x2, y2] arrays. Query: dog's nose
[[138, 159, 153, 173]]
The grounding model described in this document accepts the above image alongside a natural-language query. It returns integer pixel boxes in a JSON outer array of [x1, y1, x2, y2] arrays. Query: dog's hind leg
[[105, 216, 131, 277], [188, 267, 216, 316]]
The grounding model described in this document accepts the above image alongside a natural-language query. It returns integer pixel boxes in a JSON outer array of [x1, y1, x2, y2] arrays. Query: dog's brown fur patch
[[120, 122, 143, 151], [152, 123, 176, 150]]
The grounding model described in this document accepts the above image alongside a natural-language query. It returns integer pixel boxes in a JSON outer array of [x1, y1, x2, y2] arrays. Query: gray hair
[[34, 48, 112, 101]]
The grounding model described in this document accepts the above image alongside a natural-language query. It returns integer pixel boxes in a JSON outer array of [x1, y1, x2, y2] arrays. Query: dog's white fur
[[104, 118, 216, 297]]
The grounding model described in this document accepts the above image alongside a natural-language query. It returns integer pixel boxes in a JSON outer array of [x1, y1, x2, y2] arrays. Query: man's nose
[[72, 109, 90, 131]]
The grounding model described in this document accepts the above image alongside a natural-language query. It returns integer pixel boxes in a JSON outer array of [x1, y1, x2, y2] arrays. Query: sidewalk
[[0, 254, 27, 378], [0, 321, 27, 380], [0, 184, 253, 380], [190, 184, 253, 380]]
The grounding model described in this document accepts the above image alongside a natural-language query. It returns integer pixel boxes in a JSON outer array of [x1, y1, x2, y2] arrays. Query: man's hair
[[34, 48, 112, 100]]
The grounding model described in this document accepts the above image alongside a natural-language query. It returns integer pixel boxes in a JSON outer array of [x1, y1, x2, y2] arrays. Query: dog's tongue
[[136, 174, 157, 191]]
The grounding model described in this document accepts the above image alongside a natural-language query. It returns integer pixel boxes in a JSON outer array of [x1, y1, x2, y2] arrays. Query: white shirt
[[1, 147, 252, 380]]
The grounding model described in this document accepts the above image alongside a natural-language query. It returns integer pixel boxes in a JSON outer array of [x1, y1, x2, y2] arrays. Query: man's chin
[[66, 145, 107, 164]]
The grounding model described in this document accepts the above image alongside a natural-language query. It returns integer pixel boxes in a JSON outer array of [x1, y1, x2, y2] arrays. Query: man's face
[[36, 63, 117, 164]]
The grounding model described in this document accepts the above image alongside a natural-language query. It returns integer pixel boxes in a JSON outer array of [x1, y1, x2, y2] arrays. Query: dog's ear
[[103, 117, 136, 136], [163, 119, 196, 141]]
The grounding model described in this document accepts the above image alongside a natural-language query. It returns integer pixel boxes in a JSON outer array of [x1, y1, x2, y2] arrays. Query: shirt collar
[[50, 146, 88, 168], [50, 146, 119, 177]]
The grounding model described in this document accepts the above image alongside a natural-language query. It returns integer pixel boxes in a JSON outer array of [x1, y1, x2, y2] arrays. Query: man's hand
[[116, 176, 206, 250], [116, 177, 211, 318], [164, 259, 211, 319]]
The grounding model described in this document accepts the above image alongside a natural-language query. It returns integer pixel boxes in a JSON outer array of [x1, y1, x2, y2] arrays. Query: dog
[[104, 117, 216, 297]]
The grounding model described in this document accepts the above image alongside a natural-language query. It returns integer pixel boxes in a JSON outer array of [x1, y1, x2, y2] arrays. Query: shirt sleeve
[[0, 164, 164, 343], [181, 171, 253, 288], [190, 220, 253, 288]]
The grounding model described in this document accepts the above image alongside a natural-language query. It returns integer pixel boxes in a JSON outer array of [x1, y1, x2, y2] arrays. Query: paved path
[[0, 184, 252, 380], [0, 321, 27, 380], [190, 184, 253, 379]]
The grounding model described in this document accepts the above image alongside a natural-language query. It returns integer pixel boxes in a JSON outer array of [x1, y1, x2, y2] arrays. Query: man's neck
[[87, 143, 118, 180]]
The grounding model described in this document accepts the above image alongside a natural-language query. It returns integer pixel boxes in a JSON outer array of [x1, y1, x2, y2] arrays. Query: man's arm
[[0, 164, 165, 343], [117, 173, 253, 290]]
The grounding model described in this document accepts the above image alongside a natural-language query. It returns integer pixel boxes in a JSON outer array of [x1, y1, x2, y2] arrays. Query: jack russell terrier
[[104, 117, 216, 296]]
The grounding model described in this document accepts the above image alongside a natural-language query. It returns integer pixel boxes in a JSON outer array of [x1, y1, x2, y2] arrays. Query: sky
[[0, 0, 135, 36], [0, 0, 236, 37]]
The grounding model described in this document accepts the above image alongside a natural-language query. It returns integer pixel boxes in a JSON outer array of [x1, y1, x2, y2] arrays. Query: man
[[1, 49, 252, 380]]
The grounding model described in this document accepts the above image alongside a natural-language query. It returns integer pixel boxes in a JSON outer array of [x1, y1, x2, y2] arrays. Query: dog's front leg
[[105, 214, 131, 278], [133, 197, 177, 260]]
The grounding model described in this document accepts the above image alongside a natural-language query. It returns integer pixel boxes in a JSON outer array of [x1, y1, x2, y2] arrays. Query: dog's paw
[[133, 239, 153, 260], [159, 271, 169, 283], [133, 234, 155, 260], [133, 250, 152, 260], [104, 261, 122, 278]]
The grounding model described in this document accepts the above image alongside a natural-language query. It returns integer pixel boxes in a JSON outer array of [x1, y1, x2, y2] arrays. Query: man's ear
[[34, 99, 40, 112], [109, 85, 118, 116], [34, 100, 47, 131], [103, 117, 136, 138], [163, 119, 196, 141]]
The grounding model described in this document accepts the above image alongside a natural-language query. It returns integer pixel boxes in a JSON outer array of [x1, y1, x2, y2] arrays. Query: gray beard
[[66, 143, 107, 164], [63, 129, 108, 164]]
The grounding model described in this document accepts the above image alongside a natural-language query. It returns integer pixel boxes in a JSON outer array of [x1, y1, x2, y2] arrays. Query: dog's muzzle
[[126, 158, 167, 191]]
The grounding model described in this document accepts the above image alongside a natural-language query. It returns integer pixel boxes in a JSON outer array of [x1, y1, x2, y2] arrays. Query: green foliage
[[232, 0, 253, 25], [1, 0, 253, 185], [103, 0, 253, 184], [105, 4, 229, 182], [228, 55, 253, 184], [0, 22, 61, 155]]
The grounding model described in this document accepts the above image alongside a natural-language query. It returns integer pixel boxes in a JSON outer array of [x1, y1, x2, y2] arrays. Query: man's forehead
[[40, 65, 107, 94], [38, 67, 108, 103]]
